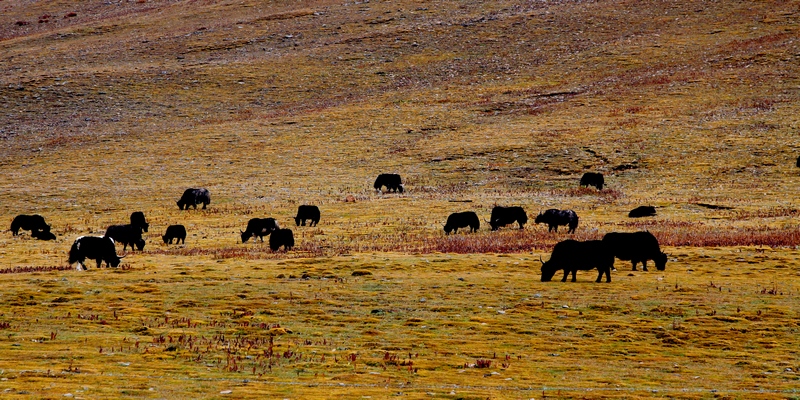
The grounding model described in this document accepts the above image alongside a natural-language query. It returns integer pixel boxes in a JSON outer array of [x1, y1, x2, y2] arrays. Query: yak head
[[443, 224, 453, 235], [534, 212, 545, 224], [240, 230, 252, 243], [134, 238, 146, 251], [655, 252, 668, 271], [539, 255, 557, 282], [107, 254, 125, 269]]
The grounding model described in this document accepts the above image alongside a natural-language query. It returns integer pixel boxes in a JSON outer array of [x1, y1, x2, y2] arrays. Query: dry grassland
[[1, 0, 799, 398]]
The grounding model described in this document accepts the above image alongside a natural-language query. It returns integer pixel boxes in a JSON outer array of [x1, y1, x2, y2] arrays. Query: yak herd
[[8, 172, 670, 281]]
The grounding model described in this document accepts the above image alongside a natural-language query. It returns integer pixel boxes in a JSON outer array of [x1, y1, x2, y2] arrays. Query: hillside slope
[[2, 0, 798, 207]]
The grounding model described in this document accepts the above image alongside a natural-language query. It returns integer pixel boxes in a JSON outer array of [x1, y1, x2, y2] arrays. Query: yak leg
[[601, 267, 611, 283], [561, 270, 569, 282], [641, 260, 648, 271], [631, 261, 638, 271], [571, 269, 578, 282], [96, 259, 103, 269]]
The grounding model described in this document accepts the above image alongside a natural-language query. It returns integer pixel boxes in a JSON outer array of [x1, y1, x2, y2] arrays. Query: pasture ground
[[1, 0, 799, 398]]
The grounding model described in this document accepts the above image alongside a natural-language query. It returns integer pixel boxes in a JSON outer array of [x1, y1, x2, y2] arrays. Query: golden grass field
[[1, 0, 799, 398]]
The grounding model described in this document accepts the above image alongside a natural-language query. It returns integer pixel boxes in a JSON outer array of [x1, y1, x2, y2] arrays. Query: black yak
[[534, 209, 579, 233], [31, 230, 57, 241], [269, 228, 294, 251], [294, 205, 320, 227], [162, 225, 187, 244], [68, 236, 124, 270], [579, 172, 604, 190], [444, 211, 480, 234], [10, 214, 50, 236], [373, 173, 404, 193], [130, 211, 149, 232], [177, 188, 211, 210], [241, 218, 280, 243], [602, 231, 668, 271], [540, 239, 614, 283], [489, 206, 527, 231], [628, 206, 656, 218], [105, 224, 145, 251]]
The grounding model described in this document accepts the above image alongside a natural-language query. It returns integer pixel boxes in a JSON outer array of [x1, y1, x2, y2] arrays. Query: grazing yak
[[579, 172, 604, 190], [489, 206, 528, 231], [269, 228, 294, 251], [602, 231, 668, 271], [628, 206, 656, 218], [10, 214, 50, 236], [130, 211, 149, 232], [444, 211, 480, 234], [534, 209, 579, 233], [177, 188, 211, 210], [540, 239, 614, 283], [105, 224, 145, 251], [294, 205, 321, 227], [373, 173, 404, 193], [162, 224, 187, 244], [68, 236, 124, 270], [241, 218, 280, 243], [31, 230, 57, 241]]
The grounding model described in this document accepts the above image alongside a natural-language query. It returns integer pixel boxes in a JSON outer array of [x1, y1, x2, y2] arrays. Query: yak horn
[[539, 255, 544, 265], [119, 255, 126, 259]]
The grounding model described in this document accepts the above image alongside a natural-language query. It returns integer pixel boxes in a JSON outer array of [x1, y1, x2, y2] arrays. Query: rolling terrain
[[1, 0, 799, 398]]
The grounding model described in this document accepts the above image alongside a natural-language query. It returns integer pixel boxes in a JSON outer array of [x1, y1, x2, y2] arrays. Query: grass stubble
[[0, 0, 799, 398]]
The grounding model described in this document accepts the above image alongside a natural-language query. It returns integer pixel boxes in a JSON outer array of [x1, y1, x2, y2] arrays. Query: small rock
[[562, 305, 569, 309], [419, 298, 426, 303], [220, 390, 233, 394]]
